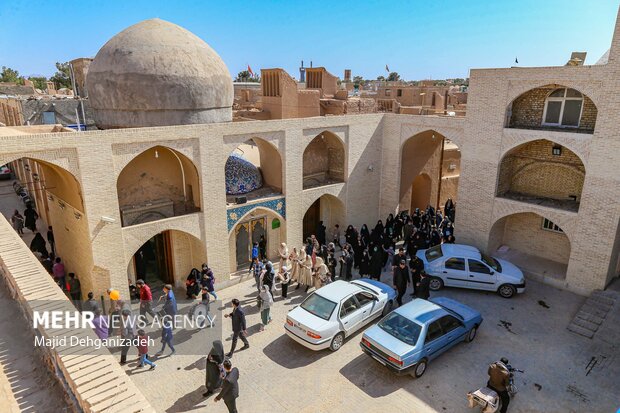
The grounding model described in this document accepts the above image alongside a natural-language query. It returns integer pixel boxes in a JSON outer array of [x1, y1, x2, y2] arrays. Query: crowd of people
[[250, 199, 457, 297]]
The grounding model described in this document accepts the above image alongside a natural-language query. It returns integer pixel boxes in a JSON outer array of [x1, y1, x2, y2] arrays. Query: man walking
[[136, 279, 156, 322], [225, 299, 249, 357], [214, 359, 239, 413], [251, 257, 264, 292], [393, 260, 410, 306]]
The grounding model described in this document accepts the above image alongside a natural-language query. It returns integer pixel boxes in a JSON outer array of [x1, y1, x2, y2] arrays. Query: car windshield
[[300, 293, 337, 321], [425, 245, 443, 263], [352, 281, 380, 296], [378, 312, 422, 346], [481, 253, 502, 273]]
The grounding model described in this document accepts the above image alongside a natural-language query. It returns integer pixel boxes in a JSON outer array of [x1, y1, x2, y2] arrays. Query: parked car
[[360, 297, 482, 377], [0, 165, 11, 180], [285, 279, 397, 351], [416, 244, 525, 298]]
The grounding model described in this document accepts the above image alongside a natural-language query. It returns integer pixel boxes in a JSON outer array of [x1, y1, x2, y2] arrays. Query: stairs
[[567, 290, 618, 338]]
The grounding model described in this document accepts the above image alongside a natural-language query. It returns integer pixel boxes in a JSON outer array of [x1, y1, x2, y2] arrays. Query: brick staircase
[[567, 290, 618, 338]]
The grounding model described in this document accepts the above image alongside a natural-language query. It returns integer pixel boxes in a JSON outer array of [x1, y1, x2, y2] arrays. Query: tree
[[352, 75, 363, 85], [0, 66, 24, 84], [387, 72, 400, 82], [49, 62, 72, 89], [235, 70, 259, 82], [28, 76, 47, 90], [376, 75, 386, 81]]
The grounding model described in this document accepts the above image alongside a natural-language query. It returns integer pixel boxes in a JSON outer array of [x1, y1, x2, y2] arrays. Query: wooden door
[[235, 223, 250, 269], [303, 198, 321, 240]]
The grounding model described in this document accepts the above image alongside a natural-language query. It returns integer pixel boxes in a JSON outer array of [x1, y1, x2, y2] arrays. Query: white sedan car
[[285, 279, 397, 351], [416, 244, 526, 298]]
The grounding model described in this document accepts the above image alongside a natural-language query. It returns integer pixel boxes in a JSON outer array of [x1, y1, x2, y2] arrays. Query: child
[[137, 329, 156, 370]]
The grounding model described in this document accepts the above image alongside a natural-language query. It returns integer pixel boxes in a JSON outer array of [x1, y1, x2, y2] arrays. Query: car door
[[339, 295, 363, 336], [442, 257, 468, 287], [438, 315, 467, 350], [354, 291, 379, 324], [422, 319, 449, 360], [466, 259, 497, 291]]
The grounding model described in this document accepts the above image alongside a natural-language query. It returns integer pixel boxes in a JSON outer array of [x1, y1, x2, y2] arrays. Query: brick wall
[[494, 212, 571, 265], [498, 139, 585, 200], [509, 86, 597, 132]]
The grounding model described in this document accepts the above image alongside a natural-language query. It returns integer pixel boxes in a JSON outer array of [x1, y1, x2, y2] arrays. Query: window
[[542, 218, 564, 233], [355, 292, 374, 307], [445, 257, 465, 271], [425, 245, 443, 262], [542, 88, 583, 127], [300, 293, 337, 321], [385, 89, 391, 96], [379, 312, 422, 346], [339, 296, 360, 318], [481, 253, 502, 273], [468, 259, 492, 275], [438, 315, 462, 334], [42, 111, 56, 124], [397, 89, 403, 97], [425, 320, 443, 343]]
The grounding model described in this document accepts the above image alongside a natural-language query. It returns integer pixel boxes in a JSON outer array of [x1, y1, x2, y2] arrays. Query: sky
[[0, 0, 618, 81]]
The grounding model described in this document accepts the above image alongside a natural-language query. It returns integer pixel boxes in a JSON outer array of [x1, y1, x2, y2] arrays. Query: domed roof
[[86, 18, 233, 129], [225, 154, 263, 195]]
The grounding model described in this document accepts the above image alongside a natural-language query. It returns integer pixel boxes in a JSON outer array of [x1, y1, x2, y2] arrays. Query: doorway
[[133, 232, 173, 285], [235, 217, 266, 269], [303, 198, 321, 240], [410, 174, 432, 211]]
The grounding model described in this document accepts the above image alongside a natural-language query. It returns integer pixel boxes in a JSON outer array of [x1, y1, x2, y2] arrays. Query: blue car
[[360, 297, 483, 378]]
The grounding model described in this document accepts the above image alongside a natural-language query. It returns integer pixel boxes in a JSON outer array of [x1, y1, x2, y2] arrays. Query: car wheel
[[382, 300, 393, 317], [498, 284, 516, 298], [413, 358, 428, 378], [465, 325, 477, 342], [330, 332, 345, 352], [429, 277, 444, 291]]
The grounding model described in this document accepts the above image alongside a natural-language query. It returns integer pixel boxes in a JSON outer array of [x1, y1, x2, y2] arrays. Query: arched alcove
[[116, 146, 201, 226], [488, 212, 571, 280], [302, 131, 345, 189], [225, 138, 283, 203], [497, 139, 585, 212], [506, 85, 597, 133]]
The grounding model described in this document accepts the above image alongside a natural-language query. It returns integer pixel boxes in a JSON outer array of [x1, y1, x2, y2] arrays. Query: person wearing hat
[[393, 259, 410, 306], [107, 288, 121, 336], [416, 270, 431, 300]]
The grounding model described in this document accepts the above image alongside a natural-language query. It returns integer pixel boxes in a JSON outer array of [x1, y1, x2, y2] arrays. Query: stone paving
[[125, 269, 619, 413]]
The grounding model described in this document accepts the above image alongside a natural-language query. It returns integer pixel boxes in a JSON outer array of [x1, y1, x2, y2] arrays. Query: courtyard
[[123, 272, 618, 413]]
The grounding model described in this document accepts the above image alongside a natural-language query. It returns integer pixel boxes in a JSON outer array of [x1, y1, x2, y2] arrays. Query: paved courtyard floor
[[124, 270, 619, 413]]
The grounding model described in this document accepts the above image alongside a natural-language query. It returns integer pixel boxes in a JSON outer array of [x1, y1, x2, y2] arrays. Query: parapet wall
[[0, 215, 155, 413]]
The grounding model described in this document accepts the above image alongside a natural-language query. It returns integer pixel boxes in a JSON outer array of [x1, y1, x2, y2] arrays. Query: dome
[[86, 18, 233, 129], [225, 154, 263, 195]]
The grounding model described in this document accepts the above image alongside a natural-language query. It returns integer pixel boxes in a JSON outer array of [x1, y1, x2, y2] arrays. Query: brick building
[[1, 12, 619, 300]]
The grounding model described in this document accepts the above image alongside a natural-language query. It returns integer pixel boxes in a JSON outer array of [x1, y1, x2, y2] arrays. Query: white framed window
[[542, 218, 564, 233], [542, 88, 583, 128]]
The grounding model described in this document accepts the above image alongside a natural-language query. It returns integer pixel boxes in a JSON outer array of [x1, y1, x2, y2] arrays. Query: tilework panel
[[227, 197, 285, 231]]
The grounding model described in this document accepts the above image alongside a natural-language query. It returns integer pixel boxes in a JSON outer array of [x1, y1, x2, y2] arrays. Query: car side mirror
[[489, 271, 494, 275], [373, 295, 379, 301]]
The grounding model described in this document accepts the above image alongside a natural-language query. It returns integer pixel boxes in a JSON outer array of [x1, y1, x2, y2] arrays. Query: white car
[[416, 244, 525, 298], [284, 279, 397, 351]]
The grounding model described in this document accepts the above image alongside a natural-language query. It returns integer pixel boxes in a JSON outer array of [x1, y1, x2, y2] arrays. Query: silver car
[[416, 244, 526, 298]]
